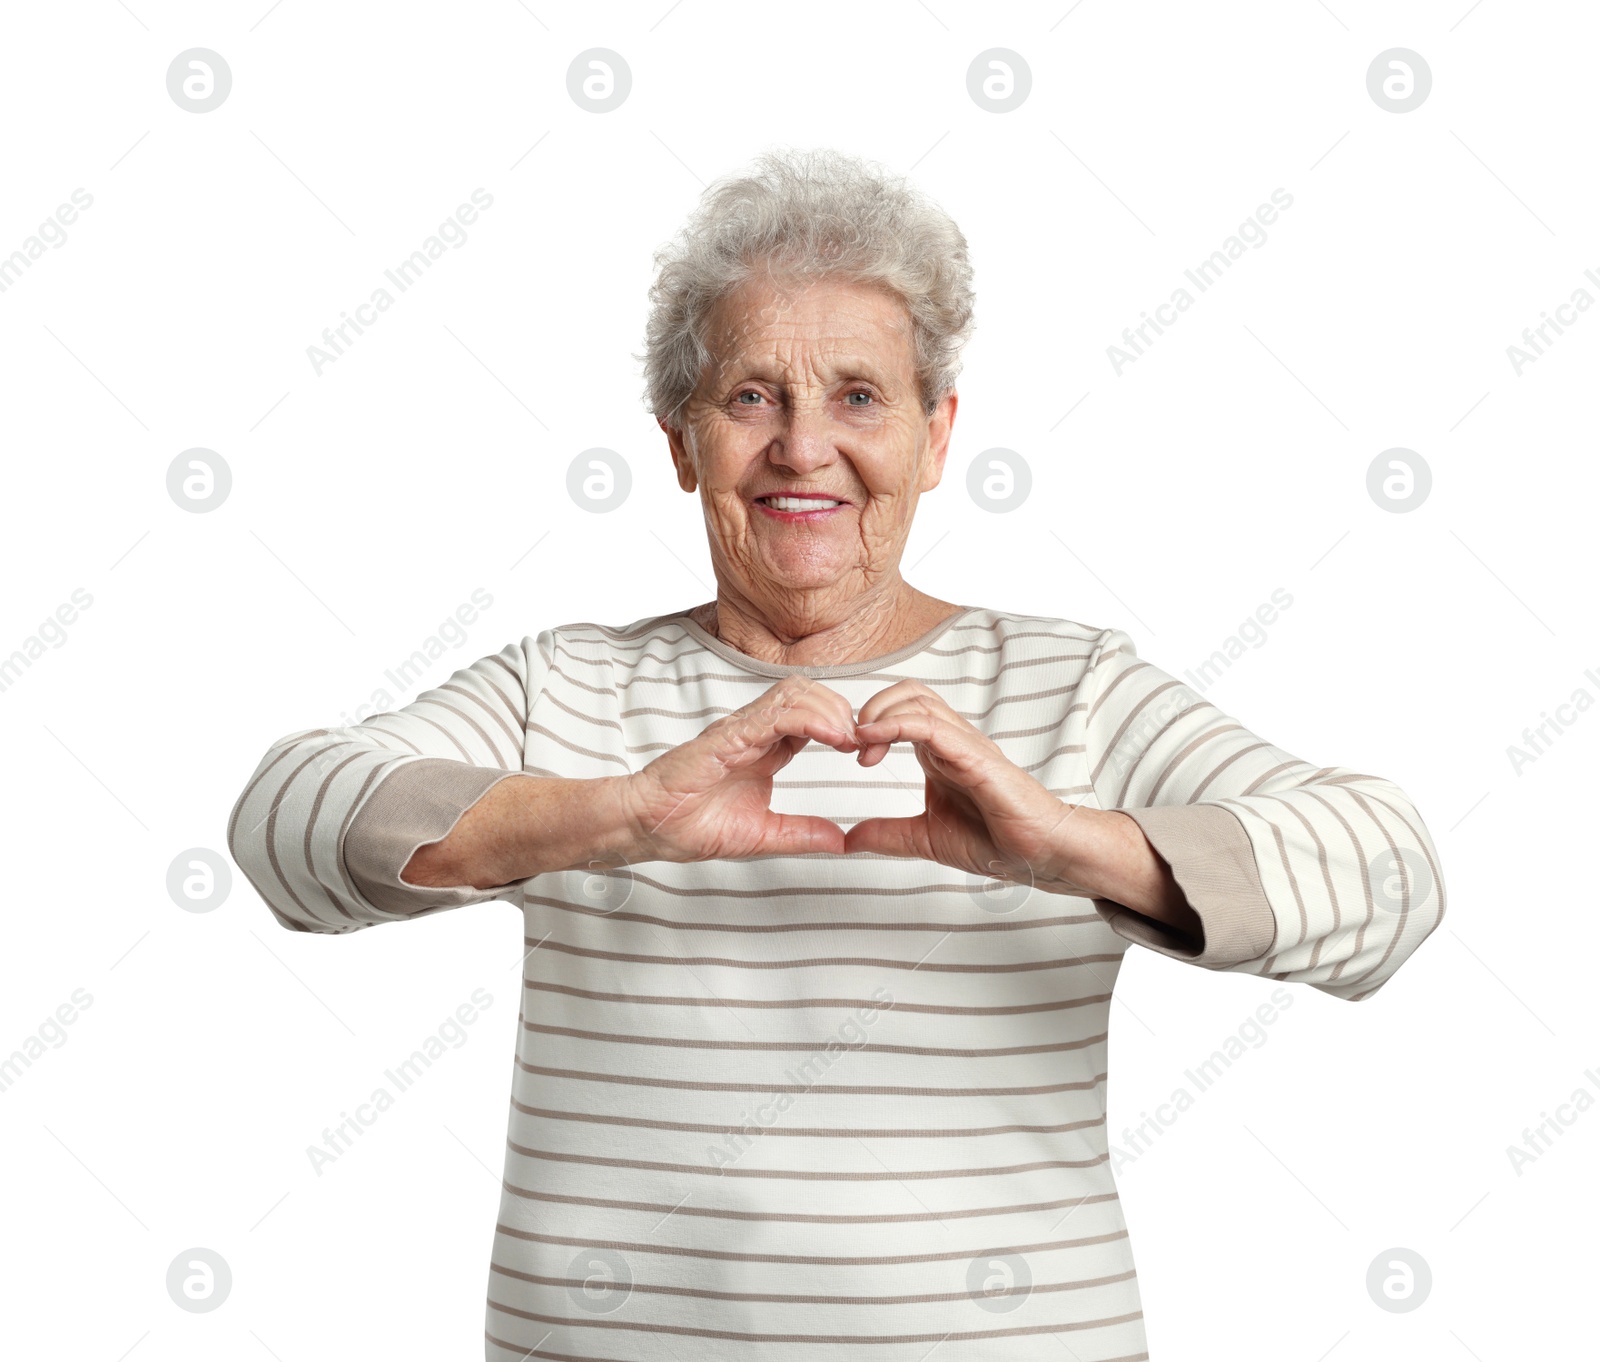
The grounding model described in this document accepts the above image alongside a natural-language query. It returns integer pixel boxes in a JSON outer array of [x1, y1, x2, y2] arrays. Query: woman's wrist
[[404, 773, 641, 890], [488, 774, 643, 884], [1038, 806, 1202, 940]]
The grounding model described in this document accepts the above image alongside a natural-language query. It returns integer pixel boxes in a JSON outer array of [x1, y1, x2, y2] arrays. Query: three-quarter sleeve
[[1079, 626, 1446, 1001], [225, 630, 553, 934]]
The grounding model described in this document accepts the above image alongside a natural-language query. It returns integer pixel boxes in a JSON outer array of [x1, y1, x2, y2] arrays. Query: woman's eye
[[845, 390, 872, 406], [735, 391, 762, 405]]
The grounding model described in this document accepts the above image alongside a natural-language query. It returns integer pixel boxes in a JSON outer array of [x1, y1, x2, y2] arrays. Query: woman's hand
[[842, 679, 1107, 895], [619, 675, 859, 864]]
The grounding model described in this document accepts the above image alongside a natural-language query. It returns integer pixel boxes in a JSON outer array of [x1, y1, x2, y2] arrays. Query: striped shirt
[[226, 604, 1446, 1360]]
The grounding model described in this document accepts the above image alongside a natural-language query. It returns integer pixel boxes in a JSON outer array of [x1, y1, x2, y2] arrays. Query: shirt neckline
[[672, 604, 982, 679]]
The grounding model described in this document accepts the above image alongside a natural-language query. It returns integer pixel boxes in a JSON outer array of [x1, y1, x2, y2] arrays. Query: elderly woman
[[228, 147, 1445, 1361]]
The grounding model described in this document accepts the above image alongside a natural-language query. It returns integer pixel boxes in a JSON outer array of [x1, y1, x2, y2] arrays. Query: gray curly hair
[[638, 146, 976, 431]]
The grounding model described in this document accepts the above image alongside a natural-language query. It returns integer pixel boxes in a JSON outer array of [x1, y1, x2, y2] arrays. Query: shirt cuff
[[341, 758, 532, 916], [1090, 803, 1277, 967]]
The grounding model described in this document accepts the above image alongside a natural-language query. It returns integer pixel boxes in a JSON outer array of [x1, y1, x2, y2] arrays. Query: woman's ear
[[659, 416, 698, 493], [919, 389, 958, 493]]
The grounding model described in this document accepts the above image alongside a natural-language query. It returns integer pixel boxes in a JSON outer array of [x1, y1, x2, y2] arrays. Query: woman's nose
[[770, 402, 839, 471]]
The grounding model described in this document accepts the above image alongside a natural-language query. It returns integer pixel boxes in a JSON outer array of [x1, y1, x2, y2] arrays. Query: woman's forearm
[[401, 774, 638, 890], [1042, 805, 1203, 944]]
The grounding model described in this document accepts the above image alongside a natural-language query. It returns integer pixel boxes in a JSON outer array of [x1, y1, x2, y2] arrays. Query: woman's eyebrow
[[727, 355, 894, 383]]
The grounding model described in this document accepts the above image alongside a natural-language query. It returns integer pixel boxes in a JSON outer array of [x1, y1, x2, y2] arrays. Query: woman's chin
[[749, 559, 854, 597]]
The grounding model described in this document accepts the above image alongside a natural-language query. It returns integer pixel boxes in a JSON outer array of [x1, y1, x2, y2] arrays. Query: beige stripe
[[563, 623, 1088, 662], [514, 1058, 1108, 1098], [508, 1094, 1108, 1138], [1256, 815, 1305, 966], [601, 649, 1090, 693], [1224, 792, 1339, 962], [1299, 786, 1381, 983], [524, 979, 1115, 1016], [492, 1220, 1126, 1266], [522, 1019, 1109, 1057], [525, 720, 632, 769], [524, 902, 1104, 932], [545, 663, 619, 701], [527, 869, 1089, 902], [525, 937, 1124, 975], [542, 686, 626, 734], [485, 1295, 1145, 1345], [318, 754, 398, 930], [226, 729, 324, 845], [567, 609, 1089, 644], [482, 1331, 1149, 1362], [500, 1178, 1115, 1222], [266, 745, 379, 932], [489, 1258, 1138, 1305], [1126, 719, 1243, 807], [1022, 742, 1091, 773], [1190, 742, 1284, 802], [1337, 785, 1448, 986], [524, 768, 1088, 800], [436, 678, 522, 760], [508, 1137, 1106, 1180], [603, 649, 1089, 691], [365, 706, 477, 762]]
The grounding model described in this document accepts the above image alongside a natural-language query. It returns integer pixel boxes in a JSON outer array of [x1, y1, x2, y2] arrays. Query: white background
[[0, 1, 1594, 1358]]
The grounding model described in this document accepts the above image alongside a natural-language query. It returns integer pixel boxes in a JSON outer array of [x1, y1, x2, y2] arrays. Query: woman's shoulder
[[507, 611, 702, 677], [950, 605, 1130, 652]]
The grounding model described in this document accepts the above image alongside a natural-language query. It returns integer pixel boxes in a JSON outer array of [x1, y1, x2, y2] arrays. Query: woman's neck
[[690, 583, 962, 668]]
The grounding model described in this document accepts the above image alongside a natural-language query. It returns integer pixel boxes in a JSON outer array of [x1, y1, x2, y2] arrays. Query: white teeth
[[762, 496, 841, 511]]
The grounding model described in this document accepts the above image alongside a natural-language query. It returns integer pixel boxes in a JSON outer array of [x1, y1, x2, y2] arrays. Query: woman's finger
[[715, 684, 858, 769], [853, 709, 991, 782], [856, 677, 940, 725], [854, 687, 972, 767], [751, 811, 848, 858], [843, 814, 932, 862]]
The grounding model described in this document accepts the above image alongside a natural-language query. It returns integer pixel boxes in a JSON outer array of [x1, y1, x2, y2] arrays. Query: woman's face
[[663, 273, 956, 617]]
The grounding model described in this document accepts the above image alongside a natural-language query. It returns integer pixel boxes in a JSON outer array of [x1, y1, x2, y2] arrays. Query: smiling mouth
[[754, 495, 847, 513]]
